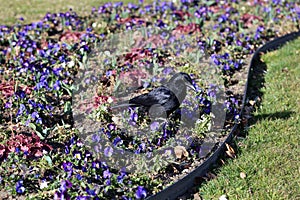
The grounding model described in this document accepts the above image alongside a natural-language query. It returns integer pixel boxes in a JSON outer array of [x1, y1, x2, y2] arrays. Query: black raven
[[111, 72, 195, 119]]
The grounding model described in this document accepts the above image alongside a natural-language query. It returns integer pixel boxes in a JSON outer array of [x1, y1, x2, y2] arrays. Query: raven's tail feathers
[[110, 102, 136, 109]]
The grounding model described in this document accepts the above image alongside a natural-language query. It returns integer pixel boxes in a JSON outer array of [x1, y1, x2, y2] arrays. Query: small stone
[[219, 194, 228, 200], [282, 67, 289, 73], [240, 172, 247, 179], [194, 193, 202, 200]]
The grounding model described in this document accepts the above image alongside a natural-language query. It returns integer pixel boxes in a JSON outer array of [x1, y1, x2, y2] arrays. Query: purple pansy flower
[[135, 186, 147, 199], [104, 146, 113, 157], [16, 180, 25, 194]]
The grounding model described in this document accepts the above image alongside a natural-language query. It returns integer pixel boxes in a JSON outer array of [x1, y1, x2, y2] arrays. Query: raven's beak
[[187, 83, 196, 91]]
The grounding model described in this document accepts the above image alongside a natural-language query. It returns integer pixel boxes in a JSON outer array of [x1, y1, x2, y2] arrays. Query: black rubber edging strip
[[147, 30, 300, 200]]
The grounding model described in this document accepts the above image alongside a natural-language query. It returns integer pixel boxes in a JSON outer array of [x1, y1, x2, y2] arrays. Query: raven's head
[[170, 72, 195, 90]]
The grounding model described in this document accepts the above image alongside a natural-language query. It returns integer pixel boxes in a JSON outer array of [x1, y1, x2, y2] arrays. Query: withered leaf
[[225, 143, 236, 158], [249, 100, 256, 106], [174, 145, 189, 159]]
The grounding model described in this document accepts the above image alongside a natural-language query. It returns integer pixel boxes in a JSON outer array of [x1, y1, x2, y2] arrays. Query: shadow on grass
[[245, 46, 295, 125], [246, 53, 267, 106], [252, 110, 295, 122]]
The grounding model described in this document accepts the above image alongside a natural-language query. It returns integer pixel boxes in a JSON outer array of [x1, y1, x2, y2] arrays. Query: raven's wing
[[129, 86, 175, 107]]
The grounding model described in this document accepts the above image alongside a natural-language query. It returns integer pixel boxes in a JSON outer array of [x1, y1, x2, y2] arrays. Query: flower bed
[[0, 0, 299, 199]]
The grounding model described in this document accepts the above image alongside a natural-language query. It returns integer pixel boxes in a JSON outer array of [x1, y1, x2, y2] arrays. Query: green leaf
[[82, 53, 88, 65], [61, 81, 78, 96], [43, 155, 53, 166], [64, 101, 71, 113], [28, 122, 36, 130], [29, 123, 45, 139], [80, 182, 87, 188], [35, 130, 45, 140]]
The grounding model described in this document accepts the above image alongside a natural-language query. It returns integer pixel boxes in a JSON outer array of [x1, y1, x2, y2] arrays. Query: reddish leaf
[[4, 133, 53, 159], [241, 13, 262, 28], [173, 23, 201, 35], [0, 144, 7, 160], [119, 69, 149, 88], [0, 80, 15, 98], [118, 17, 146, 26], [209, 4, 231, 13], [59, 31, 83, 43]]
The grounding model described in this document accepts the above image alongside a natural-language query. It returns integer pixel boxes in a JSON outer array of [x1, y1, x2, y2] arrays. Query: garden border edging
[[147, 30, 300, 200]]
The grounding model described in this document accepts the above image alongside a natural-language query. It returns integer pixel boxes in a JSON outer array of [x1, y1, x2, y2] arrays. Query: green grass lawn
[[199, 38, 300, 199], [0, 0, 143, 25]]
